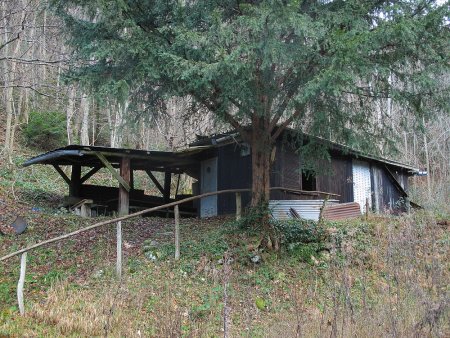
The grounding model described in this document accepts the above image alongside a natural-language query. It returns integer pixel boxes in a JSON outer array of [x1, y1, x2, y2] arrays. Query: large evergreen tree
[[52, 0, 449, 207]]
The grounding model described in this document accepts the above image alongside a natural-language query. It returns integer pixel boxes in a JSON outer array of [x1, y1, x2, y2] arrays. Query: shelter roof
[[23, 145, 201, 173], [189, 129, 421, 174]]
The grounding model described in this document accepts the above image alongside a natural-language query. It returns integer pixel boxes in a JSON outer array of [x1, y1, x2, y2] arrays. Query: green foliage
[[23, 111, 66, 151], [51, 0, 449, 159], [273, 218, 327, 246], [255, 297, 266, 310]]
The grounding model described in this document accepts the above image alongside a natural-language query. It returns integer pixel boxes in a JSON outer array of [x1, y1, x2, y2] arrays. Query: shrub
[[272, 218, 327, 245], [23, 111, 66, 151]]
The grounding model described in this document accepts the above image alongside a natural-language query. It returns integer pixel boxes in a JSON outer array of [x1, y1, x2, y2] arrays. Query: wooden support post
[[235, 192, 242, 221], [318, 196, 329, 224], [164, 172, 172, 203], [116, 221, 122, 279], [119, 157, 131, 216], [130, 166, 134, 190], [365, 197, 369, 220], [70, 165, 82, 197], [174, 205, 180, 260], [17, 252, 27, 315]]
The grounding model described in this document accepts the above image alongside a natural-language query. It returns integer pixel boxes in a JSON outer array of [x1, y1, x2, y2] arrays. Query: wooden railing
[[0, 187, 338, 315]]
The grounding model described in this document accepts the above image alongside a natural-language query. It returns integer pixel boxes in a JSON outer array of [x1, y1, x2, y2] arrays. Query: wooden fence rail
[[0, 187, 338, 315]]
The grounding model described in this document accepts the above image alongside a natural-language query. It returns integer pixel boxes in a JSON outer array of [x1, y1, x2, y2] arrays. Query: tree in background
[[51, 1, 449, 227]]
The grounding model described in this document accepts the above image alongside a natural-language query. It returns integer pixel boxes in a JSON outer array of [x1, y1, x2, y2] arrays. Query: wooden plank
[[52, 165, 71, 185], [116, 221, 122, 278], [119, 157, 131, 216], [80, 166, 101, 184], [174, 205, 180, 260], [94, 152, 130, 192], [145, 170, 164, 195], [17, 252, 27, 315]]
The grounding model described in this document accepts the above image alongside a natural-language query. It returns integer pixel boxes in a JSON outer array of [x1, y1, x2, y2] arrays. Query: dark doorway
[[302, 170, 316, 191]]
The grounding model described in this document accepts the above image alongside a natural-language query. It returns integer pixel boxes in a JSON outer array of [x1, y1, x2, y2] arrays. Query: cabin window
[[302, 170, 316, 191]]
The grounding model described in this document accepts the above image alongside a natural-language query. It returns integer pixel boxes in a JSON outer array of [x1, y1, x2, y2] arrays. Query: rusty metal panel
[[322, 202, 362, 220], [269, 199, 339, 221]]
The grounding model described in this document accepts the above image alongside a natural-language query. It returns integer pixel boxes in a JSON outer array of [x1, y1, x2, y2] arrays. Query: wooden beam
[[80, 166, 101, 184], [52, 165, 71, 185], [119, 157, 131, 216], [94, 152, 130, 192], [164, 171, 171, 202], [145, 170, 164, 195], [70, 165, 82, 197]]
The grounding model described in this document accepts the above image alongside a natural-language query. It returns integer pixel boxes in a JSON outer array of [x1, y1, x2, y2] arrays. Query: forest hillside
[[1, 1, 449, 337]]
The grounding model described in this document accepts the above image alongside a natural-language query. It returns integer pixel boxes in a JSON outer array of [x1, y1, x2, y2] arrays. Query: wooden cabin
[[23, 130, 420, 218], [188, 130, 419, 218]]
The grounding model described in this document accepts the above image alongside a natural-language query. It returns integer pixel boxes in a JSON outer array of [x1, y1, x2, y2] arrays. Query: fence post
[[116, 221, 122, 279], [17, 252, 27, 315], [235, 192, 242, 221], [365, 197, 369, 220], [174, 205, 180, 260]]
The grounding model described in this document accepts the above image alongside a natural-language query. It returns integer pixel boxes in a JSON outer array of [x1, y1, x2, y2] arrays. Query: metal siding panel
[[269, 200, 339, 221], [352, 160, 372, 213]]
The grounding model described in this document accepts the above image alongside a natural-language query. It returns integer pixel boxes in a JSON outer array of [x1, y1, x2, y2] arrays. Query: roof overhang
[[23, 145, 201, 173]]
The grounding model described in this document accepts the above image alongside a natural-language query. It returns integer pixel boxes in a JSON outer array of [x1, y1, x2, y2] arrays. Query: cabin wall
[[203, 141, 410, 217], [217, 143, 252, 215], [316, 157, 354, 203], [372, 164, 408, 212], [270, 141, 302, 200]]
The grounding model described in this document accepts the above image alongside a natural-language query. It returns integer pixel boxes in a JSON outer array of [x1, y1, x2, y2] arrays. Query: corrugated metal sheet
[[269, 199, 339, 221], [322, 202, 361, 220]]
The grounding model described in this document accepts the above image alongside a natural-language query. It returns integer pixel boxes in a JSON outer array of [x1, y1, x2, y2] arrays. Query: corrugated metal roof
[[22, 145, 200, 172], [269, 199, 339, 221]]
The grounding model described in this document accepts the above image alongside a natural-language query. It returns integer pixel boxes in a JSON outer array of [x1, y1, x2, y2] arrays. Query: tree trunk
[[80, 93, 90, 145], [66, 86, 76, 144], [250, 132, 272, 207], [248, 120, 279, 250]]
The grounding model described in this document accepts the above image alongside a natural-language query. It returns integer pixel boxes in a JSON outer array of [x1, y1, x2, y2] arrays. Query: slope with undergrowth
[[0, 153, 449, 337]]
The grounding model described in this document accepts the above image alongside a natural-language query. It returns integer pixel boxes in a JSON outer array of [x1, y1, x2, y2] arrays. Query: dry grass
[[1, 211, 449, 337]]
